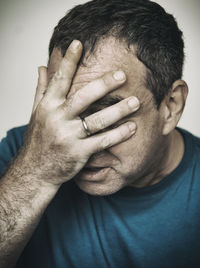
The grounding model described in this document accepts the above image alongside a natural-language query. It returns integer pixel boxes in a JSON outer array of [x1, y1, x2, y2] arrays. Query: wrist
[[4, 149, 61, 194]]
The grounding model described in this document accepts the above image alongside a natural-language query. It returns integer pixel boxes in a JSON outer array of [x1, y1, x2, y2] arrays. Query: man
[[0, 0, 199, 267]]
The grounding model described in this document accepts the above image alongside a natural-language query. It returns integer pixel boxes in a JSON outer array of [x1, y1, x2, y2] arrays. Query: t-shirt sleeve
[[0, 125, 28, 176]]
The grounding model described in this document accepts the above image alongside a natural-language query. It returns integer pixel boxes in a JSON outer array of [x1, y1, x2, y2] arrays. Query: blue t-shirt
[[0, 126, 200, 268]]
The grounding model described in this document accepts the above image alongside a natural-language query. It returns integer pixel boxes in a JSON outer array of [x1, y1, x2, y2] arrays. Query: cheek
[[109, 113, 161, 167]]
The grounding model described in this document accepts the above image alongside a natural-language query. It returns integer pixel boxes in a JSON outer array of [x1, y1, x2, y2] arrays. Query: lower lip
[[79, 167, 110, 182]]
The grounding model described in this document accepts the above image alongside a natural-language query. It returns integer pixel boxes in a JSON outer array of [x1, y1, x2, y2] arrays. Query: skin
[[0, 38, 187, 267], [47, 37, 188, 196], [0, 39, 140, 267]]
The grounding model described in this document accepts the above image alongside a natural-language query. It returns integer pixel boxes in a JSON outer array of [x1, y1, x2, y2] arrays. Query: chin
[[74, 178, 124, 196]]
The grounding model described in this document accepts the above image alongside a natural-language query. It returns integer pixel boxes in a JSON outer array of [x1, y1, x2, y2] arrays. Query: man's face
[[48, 37, 166, 196]]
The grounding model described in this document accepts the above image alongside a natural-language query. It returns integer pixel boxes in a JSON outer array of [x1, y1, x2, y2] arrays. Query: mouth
[[78, 166, 110, 182]]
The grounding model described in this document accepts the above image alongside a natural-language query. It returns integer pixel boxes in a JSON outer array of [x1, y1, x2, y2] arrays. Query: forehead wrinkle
[[72, 57, 146, 92]]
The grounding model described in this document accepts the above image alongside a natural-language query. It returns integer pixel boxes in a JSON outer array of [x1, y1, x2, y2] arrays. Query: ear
[[161, 80, 188, 135]]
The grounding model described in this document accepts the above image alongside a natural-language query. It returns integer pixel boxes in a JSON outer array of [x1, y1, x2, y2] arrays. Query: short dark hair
[[49, 0, 184, 107]]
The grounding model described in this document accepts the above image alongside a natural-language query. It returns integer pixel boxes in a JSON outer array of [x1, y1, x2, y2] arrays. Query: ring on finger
[[81, 117, 92, 136]]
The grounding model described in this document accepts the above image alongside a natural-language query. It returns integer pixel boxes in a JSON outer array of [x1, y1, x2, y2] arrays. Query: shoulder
[[178, 127, 200, 165], [0, 125, 28, 152], [0, 125, 28, 175], [179, 128, 200, 148]]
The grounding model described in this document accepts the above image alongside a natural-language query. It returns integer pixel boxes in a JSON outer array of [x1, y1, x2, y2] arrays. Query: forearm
[[0, 156, 59, 268], [0, 39, 139, 267]]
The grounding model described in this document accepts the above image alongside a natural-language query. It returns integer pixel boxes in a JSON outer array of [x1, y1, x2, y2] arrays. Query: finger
[[46, 40, 82, 100], [83, 96, 140, 134], [62, 70, 126, 119], [83, 121, 136, 154], [32, 66, 48, 113]]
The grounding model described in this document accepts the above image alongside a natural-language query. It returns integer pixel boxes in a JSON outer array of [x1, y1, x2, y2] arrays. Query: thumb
[[32, 66, 48, 113]]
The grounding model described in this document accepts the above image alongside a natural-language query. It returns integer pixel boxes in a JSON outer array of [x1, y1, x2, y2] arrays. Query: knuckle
[[117, 128, 127, 142], [91, 115, 106, 130], [72, 90, 86, 109], [45, 113, 57, 127], [101, 75, 111, 90], [59, 77, 71, 91], [119, 123, 135, 138], [75, 89, 87, 102], [119, 125, 129, 138], [100, 135, 111, 148], [53, 69, 65, 81], [36, 99, 61, 122], [92, 78, 107, 92], [54, 131, 67, 146], [64, 52, 77, 66], [116, 103, 127, 117], [40, 96, 56, 110]]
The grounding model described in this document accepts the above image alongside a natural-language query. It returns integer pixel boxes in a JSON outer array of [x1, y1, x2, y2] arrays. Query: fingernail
[[113, 70, 126, 81], [71, 40, 80, 51], [128, 97, 140, 109], [38, 66, 40, 75], [128, 122, 136, 133]]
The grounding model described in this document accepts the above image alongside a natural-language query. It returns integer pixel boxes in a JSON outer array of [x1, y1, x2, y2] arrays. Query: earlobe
[[162, 80, 188, 135]]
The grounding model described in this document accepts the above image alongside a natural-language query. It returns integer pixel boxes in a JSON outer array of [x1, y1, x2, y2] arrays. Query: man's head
[[49, 0, 185, 108], [47, 0, 188, 195]]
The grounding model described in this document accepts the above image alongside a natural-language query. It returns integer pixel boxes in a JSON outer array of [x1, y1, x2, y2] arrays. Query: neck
[[131, 128, 185, 188]]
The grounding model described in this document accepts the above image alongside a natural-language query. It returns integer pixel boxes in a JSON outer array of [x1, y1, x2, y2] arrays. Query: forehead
[[48, 37, 153, 105]]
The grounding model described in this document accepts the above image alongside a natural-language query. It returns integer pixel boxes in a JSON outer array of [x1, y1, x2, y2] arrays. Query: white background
[[0, 0, 199, 139]]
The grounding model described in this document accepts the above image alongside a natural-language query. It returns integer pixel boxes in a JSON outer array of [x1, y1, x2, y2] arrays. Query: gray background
[[0, 0, 199, 139]]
